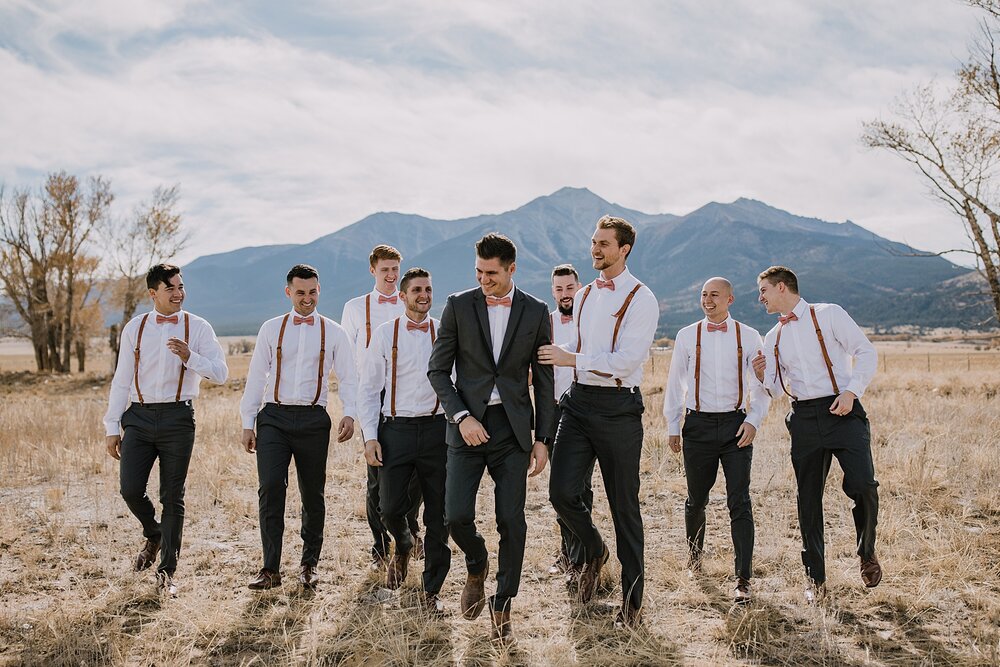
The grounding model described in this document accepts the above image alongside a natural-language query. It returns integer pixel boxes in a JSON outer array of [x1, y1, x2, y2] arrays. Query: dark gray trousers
[[119, 401, 196, 574], [255, 403, 331, 572], [787, 395, 879, 584], [549, 382, 645, 610], [378, 415, 450, 594], [445, 404, 530, 610], [367, 458, 422, 558], [682, 409, 754, 581], [547, 403, 594, 566]]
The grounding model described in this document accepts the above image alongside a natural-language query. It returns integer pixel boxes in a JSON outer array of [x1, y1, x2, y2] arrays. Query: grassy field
[[0, 345, 998, 666]]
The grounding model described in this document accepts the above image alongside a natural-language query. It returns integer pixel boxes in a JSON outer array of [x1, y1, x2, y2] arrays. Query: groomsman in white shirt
[[753, 265, 881, 602], [240, 264, 358, 590], [546, 264, 593, 581], [104, 263, 229, 596], [358, 268, 450, 612], [663, 277, 770, 603], [539, 216, 658, 628], [341, 245, 423, 569]]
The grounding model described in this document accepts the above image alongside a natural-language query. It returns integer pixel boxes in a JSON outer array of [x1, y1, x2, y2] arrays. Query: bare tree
[[105, 185, 187, 366], [863, 4, 1000, 325]]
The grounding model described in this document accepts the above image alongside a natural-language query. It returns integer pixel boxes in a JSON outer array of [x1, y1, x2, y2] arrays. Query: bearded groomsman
[[342, 245, 423, 570], [546, 264, 593, 581], [240, 264, 357, 591], [663, 277, 770, 603], [427, 233, 554, 643], [754, 266, 881, 602], [105, 263, 229, 596], [358, 268, 450, 613], [540, 215, 658, 628]]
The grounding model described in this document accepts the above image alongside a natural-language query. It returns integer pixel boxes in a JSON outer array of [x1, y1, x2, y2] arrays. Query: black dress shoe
[[299, 564, 319, 589], [248, 568, 281, 590], [135, 538, 160, 572]]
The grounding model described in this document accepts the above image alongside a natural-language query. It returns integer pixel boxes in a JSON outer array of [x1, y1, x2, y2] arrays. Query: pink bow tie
[[560, 314, 573, 325], [293, 315, 314, 326], [406, 320, 430, 333], [595, 278, 615, 290], [378, 294, 398, 305], [707, 321, 728, 333], [156, 315, 178, 325], [486, 295, 512, 308], [779, 312, 798, 325]]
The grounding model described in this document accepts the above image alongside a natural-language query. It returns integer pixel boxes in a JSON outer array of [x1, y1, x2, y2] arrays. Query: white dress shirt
[[104, 309, 228, 436], [357, 315, 441, 441], [550, 309, 576, 401], [341, 288, 405, 372], [486, 285, 515, 404], [662, 316, 771, 436], [239, 310, 358, 428], [566, 268, 658, 388], [761, 298, 877, 401]]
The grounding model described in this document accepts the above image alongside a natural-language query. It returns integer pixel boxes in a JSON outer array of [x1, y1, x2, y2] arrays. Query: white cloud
[[0, 0, 987, 267]]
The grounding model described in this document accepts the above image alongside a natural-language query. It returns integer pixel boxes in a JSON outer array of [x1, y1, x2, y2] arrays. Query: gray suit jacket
[[427, 286, 555, 451]]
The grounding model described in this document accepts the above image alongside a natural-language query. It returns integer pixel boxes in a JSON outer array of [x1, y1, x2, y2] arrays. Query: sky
[[0, 0, 987, 265]]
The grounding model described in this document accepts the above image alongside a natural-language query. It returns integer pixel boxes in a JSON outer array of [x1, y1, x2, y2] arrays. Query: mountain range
[[181, 187, 987, 337]]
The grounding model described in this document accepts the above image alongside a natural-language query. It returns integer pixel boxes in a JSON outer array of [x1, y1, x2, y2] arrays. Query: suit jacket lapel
[[473, 290, 495, 367], [498, 288, 525, 365]]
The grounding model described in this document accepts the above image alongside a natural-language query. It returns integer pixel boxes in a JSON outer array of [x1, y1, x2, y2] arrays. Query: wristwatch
[[539, 436, 553, 445], [456, 413, 471, 425]]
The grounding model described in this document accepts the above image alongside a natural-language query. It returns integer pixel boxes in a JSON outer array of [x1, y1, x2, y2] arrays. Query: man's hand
[[537, 344, 574, 367], [752, 350, 766, 383], [242, 428, 256, 453], [106, 435, 121, 460], [667, 435, 681, 453], [166, 337, 191, 363], [829, 390, 857, 416], [528, 441, 549, 477], [736, 422, 756, 448], [364, 439, 383, 467], [337, 417, 355, 443], [459, 416, 490, 446]]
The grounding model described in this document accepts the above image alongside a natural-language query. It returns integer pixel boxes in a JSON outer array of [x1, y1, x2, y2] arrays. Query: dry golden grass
[[0, 347, 998, 666]]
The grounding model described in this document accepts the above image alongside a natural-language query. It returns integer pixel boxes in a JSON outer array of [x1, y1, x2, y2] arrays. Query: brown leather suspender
[[273, 314, 326, 406], [365, 294, 372, 348], [133, 314, 150, 405], [390, 318, 439, 417], [773, 305, 839, 400], [134, 312, 189, 405], [574, 282, 643, 388], [693, 320, 744, 412]]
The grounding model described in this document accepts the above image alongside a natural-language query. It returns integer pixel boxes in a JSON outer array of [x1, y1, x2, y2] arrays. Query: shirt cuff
[[744, 414, 763, 431], [452, 409, 470, 423], [241, 415, 256, 430], [845, 382, 865, 399], [105, 421, 120, 437], [667, 418, 681, 437]]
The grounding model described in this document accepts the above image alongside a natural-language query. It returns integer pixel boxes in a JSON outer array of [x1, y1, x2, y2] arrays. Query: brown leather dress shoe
[[299, 564, 319, 589], [489, 600, 513, 644], [386, 550, 410, 590], [614, 603, 642, 629], [156, 571, 177, 597], [248, 568, 281, 590], [134, 538, 160, 572], [412, 535, 425, 560], [860, 556, 882, 588], [578, 544, 609, 604], [460, 561, 489, 620]]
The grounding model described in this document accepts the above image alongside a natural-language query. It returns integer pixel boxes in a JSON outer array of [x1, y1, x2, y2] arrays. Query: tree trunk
[[75, 339, 86, 372]]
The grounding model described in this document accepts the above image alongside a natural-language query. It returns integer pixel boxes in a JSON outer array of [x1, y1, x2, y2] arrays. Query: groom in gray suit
[[427, 232, 555, 643]]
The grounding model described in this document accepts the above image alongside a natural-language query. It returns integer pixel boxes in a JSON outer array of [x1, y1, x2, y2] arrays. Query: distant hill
[[180, 187, 988, 336]]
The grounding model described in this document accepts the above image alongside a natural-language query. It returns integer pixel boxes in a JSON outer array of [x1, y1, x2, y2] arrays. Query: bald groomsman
[[540, 215, 658, 628], [754, 266, 880, 602], [546, 264, 594, 581], [105, 263, 228, 596], [240, 264, 357, 590], [342, 245, 423, 570], [663, 277, 770, 603], [358, 268, 450, 613]]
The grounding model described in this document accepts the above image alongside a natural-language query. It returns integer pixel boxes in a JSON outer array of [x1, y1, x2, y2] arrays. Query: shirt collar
[[372, 286, 397, 299], [702, 314, 732, 327], [790, 298, 809, 319], [152, 308, 183, 320], [598, 267, 635, 287]]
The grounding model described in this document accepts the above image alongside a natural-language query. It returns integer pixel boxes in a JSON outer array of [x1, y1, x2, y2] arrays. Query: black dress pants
[[255, 403, 331, 572], [445, 404, 530, 610], [119, 401, 196, 574], [547, 403, 594, 566], [378, 414, 450, 594], [367, 459, 423, 558], [549, 383, 645, 610], [681, 409, 754, 581], [787, 395, 879, 584]]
